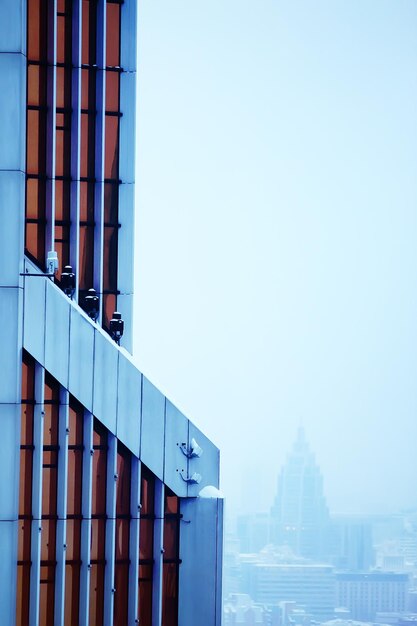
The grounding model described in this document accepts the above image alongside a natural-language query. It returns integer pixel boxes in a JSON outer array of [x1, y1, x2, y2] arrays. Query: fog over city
[[134, 0, 417, 519]]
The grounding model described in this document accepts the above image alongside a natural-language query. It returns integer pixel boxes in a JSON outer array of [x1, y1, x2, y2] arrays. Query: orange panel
[[105, 72, 120, 113], [104, 116, 119, 180], [138, 565, 153, 626], [39, 566, 55, 626], [64, 563, 81, 626], [106, 3, 120, 67]]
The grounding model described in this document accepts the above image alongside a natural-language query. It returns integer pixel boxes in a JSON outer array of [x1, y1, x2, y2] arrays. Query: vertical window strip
[[102, 0, 122, 333], [128, 457, 141, 624], [103, 433, 118, 622], [16, 351, 36, 626], [138, 465, 156, 626], [69, 0, 83, 302], [25, 0, 48, 267], [162, 491, 181, 626], [54, 0, 73, 278], [64, 395, 84, 626], [79, 409, 94, 625], [113, 442, 132, 625], [54, 388, 70, 625], [89, 418, 108, 625], [29, 362, 45, 624], [78, 0, 98, 308], [39, 372, 60, 625]]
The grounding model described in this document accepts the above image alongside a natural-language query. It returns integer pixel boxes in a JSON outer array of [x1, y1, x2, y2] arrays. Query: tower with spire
[[271, 427, 330, 561]]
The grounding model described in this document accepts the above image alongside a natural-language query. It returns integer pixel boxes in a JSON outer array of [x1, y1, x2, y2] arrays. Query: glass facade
[[139, 465, 155, 626], [162, 489, 181, 626], [25, 0, 48, 266], [25, 0, 122, 335], [6, 0, 223, 623], [16, 352, 182, 626], [16, 352, 35, 626]]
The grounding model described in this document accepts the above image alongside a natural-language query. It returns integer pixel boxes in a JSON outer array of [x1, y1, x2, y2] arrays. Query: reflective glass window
[[16, 351, 35, 626], [89, 419, 108, 626], [162, 490, 180, 626], [114, 443, 132, 626], [138, 466, 155, 626]]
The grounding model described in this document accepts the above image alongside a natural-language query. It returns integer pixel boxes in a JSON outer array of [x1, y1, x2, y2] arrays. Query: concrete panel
[[23, 272, 46, 365], [117, 183, 134, 295], [116, 293, 133, 354], [119, 71, 136, 184], [164, 400, 189, 497], [120, 0, 137, 72], [0, 404, 20, 520], [140, 377, 165, 480], [45, 281, 71, 388], [68, 307, 94, 411], [0, 287, 21, 403], [0, 171, 25, 287], [0, 521, 18, 625], [0, 1, 25, 53], [0, 54, 25, 171], [186, 423, 220, 498], [117, 353, 141, 456], [93, 328, 118, 434], [179, 498, 223, 626]]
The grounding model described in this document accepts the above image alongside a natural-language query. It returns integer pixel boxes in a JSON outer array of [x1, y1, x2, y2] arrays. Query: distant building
[[237, 512, 272, 553], [271, 427, 330, 560], [408, 590, 417, 612], [223, 594, 269, 625], [329, 516, 374, 571], [336, 572, 410, 621], [322, 619, 391, 626], [242, 562, 335, 621]]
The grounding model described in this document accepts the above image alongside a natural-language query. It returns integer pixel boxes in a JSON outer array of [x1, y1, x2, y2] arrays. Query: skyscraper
[[0, 1, 223, 624], [271, 427, 329, 560]]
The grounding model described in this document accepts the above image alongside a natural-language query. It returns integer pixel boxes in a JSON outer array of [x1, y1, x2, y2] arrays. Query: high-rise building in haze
[[336, 572, 409, 621], [241, 562, 335, 621], [271, 427, 330, 560], [0, 1, 223, 624]]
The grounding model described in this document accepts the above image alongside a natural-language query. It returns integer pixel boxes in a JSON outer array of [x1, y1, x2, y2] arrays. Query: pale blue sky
[[134, 1, 417, 515]]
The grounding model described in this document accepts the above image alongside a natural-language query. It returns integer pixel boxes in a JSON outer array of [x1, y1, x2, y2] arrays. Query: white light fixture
[[180, 437, 203, 459]]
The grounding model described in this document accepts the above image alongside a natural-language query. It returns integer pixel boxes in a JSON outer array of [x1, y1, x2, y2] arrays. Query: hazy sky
[[133, 1, 417, 517]]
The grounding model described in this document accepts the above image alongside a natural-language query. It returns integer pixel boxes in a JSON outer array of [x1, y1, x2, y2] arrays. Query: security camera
[[47, 250, 58, 275]]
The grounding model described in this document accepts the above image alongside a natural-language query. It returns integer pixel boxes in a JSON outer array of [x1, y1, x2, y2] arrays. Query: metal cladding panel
[[0, 0, 25, 53], [0, 171, 25, 287], [0, 287, 21, 403], [119, 71, 136, 184], [140, 377, 165, 480], [0, 404, 20, 520], [0, 53, 25, 171], [120, 0, 137, 72], [68, 307, 94, 411], [186, 423, 220, 498], [44, 280, 71, 388], [0, 521, 18, 625], [117, 352, 141, 456], [93, 328, 118, 434], [23, 272, 46, 365], [117, 183, 134, 296], [179, 498, 223, 626], [164, 400, 189, 497]]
